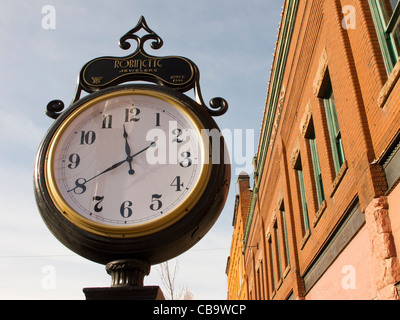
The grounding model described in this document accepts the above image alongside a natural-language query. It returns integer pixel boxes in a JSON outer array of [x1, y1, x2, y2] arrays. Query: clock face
[[45, 89, 210, 238]]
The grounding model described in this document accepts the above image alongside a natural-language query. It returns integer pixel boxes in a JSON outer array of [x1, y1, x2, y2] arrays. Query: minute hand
[[89, 141, 156, 181], [129, 141, 156, 159], [67, 142, 156, 193], [67, 159, 126, 193], [86, 159, 127, 183]]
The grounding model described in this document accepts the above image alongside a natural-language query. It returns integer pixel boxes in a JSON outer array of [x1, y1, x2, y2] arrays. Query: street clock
[[34, 17, 230, 270]]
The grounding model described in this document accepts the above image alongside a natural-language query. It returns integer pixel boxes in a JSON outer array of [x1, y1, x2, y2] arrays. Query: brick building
[[226, 0, 400, 300]]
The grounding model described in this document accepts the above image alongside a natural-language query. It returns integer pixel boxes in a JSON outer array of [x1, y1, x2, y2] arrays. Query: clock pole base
[[106, 259, 150, 287], [83, 259, 165, 300], [83, 285, 165, 300]]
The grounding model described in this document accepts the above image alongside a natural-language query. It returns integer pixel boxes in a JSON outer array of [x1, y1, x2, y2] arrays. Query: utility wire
[[0, 247, 230, 259]]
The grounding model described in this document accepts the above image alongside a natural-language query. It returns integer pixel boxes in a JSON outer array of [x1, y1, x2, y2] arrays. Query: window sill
[[312, 199, 327, 228], [283, 264, 291, 279], [276, 278, 283, 291], [378, 58, 400, 108], [329, 160, 348, 197], [300, 229, 311, 250]]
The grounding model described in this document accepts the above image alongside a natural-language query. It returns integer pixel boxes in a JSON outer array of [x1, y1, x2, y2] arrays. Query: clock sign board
[[33, 17, 230, 293]]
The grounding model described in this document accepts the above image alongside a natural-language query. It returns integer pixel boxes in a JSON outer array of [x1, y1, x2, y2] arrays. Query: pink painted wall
[[388, 184, 400, 257], [305, 226, 377, 300]]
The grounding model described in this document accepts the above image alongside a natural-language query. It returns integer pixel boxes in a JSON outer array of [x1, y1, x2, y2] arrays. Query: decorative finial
[[119, 16, 163, 53]]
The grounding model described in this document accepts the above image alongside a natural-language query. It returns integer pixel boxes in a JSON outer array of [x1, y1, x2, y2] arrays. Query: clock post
[[34, 16, 230, 300]]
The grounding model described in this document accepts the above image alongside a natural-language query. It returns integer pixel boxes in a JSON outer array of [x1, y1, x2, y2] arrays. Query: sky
[[0, 0, 284, 300]]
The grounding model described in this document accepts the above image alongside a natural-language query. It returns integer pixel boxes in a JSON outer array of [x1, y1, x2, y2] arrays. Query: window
[[268, 237, 276, 292], [256, 268, 262, 300], [294, 156, 310, 235], [273, 221, 283, 280], [306, 121, 325, 207], [369, 0, 400, 72], [323, 82, 345, 174], [280, 203, 290, 268], [238, 258, 242, 283], [260, 261, 265, 299]]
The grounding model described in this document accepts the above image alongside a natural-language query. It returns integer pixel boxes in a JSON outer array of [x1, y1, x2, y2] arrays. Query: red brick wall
[[227, 0, 400, 300]]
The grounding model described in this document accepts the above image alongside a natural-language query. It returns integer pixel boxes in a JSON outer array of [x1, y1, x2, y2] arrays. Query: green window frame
[[307, 123, 325, 207], [268, 237, 276, 292], [369, 0, 400, 73], [323, 82, 345, 174], [295, 158, 310, 234], [280, 204, 290, 267], [273, 221, 283, 280]]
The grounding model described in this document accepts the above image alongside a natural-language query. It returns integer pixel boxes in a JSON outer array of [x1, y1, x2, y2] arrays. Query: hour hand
[[123, 125, 135, 175], [123, 125, 131, 156]]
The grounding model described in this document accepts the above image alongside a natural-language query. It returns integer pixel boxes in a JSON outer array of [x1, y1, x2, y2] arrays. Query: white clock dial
[[45, 90, 209, 237]]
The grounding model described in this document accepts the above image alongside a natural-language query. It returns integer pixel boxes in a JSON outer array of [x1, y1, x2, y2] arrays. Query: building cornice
[[243, 0, 299, 250]]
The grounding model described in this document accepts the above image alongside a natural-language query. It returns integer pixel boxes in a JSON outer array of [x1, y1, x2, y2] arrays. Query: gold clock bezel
[[44, 88, 211, 238]]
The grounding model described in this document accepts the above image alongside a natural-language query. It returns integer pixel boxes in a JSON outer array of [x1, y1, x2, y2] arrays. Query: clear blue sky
[[0, 0, 284, 299]]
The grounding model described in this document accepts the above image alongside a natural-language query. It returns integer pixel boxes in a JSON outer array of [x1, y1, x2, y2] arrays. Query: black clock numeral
[[172, 128, 184, 143], [101, 114, 113, 129], [80, 130, 96, 145], [71, 178, 87, 194], [179, 151, 192, 168], [120, 200, 133, 218], [93, 196, 104, 212], [150, 194, 163, 211], [67, 153, 80, 169], [170, 176, 184, 191], [125, 107, 140, 122], [155, 112, 161, 127]]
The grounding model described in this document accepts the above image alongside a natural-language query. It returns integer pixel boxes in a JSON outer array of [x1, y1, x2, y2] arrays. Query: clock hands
[[67, 139, 157, 194], [123, 124, 135, 175]]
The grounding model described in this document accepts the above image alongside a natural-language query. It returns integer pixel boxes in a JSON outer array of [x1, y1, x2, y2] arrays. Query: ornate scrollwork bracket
[[46, 16, 228, 119], [45, 100, 65, 120]]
